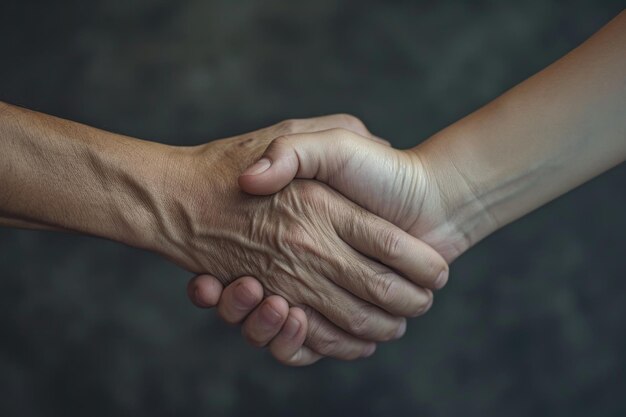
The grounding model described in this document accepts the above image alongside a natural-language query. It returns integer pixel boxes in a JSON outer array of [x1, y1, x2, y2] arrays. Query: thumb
[[238, 128, 361, 195]]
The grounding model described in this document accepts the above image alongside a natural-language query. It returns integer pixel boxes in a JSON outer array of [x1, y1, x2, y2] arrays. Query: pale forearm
[[0, 102, 172, 249], [416, 11, 626, 251]]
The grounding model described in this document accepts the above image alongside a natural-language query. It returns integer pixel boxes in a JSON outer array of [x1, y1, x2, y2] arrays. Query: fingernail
[[242, 158, 271, 176], [261, 304, 283, 325], [361, 344, 377, 358], [283, 316, 301, 339], [234, 283, 257, 310], [394, 321, 407, 339], [434, 270, 449, 290]]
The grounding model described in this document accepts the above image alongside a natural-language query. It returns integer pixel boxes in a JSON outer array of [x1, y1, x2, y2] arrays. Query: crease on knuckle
[[368, 272, 398, 307], [277, 119, 300, 135], [348, 308, 374, 338], [272, 134, 292, 149], [308, 325, 340, 356], [323, 127, 351, 143], [294, 181, 328, 208], [302, 306, 357, 358], [381, 230, 403, 261]]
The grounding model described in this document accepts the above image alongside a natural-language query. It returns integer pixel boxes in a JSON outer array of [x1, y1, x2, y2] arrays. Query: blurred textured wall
[[1, 1, 625, 416]]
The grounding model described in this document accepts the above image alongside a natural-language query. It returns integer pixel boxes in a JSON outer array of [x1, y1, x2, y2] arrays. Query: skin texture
[[0, 108, 448, 362], [191, 10, 626, 366]]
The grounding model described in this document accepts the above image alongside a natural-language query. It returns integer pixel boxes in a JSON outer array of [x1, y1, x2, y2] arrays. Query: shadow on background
[[0, 1, 625, 416]]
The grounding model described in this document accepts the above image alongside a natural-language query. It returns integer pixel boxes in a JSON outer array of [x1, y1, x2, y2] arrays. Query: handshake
[[178, 114, 462, 366], [1, 11, 623, 367]]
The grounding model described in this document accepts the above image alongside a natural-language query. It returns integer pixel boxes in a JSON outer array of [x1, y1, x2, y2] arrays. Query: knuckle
[[325, 128, 360, 152], [314, 335, 341, 356], [304, 308, 359, 359], [337, 113, 366, 131], [294, 181, 327, 205], [272, 181, 328, 215], [327, 127, 351, 141], [284, 225, 318, 258], [347, 308, 374, 338], [308, 327, 341, 356], [369, 272, 399, 307], [380, 230, 403, 261], [272, 134, 292, 148], [276, 119, 300, 134]]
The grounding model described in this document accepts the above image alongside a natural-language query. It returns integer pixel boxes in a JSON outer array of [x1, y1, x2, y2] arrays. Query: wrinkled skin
[[188, 114, 470, 365], [161, 116, 447, 361]]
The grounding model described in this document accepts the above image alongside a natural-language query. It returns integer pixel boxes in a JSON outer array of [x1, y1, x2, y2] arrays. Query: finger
[[217, 276, 264, 324], [309, 116, 389, 146], [241, 295, 289, 347], [338, 247, 437, 317], [187, 274, 224, 308], [333, 202, 449, 292], [304, 282, 409, 342], [288, 113, 374, 139], [299, 219, 434, 317], [300, 306, 378, 360], [239, 128, 386, 195], [268, 307, 324, 366]]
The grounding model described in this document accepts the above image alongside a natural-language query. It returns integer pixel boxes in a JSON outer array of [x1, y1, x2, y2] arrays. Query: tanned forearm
[[0, 102, 174, 249]]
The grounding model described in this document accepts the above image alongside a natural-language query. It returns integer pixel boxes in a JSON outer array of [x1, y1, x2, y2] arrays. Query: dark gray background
[[1, 1, 625, 416]]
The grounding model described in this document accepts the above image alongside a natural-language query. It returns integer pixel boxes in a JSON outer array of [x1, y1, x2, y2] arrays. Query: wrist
[[407, 129, 499, 262], [96, 138, 186, 252], [140, 141, 233, 273], [129, 143, 211, 256]]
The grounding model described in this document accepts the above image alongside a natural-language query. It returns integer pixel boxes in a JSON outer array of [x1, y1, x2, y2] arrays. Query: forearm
[[0, 215, 65, 231], [415, 11, 626, 251], [0, 102, 175, 250]]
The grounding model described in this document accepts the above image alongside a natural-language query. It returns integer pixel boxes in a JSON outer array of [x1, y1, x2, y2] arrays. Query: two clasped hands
[[183, 12, 626, 365], [184, 115, 458, 366], [1, 12, 624, 366]]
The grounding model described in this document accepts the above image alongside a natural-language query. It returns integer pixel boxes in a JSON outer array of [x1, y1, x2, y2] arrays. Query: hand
[[158, 116, 447, 362], [188, 115, 460, 365], [191, 11, 626, 364], [237, 124, 465, 262], [188, 274, 314, 364]]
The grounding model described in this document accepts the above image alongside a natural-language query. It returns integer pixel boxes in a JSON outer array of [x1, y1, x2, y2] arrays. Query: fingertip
[[238, 171, 278, 196], [230, 276, 264, 308], [261, 295, 290, 325], [434, 268, 450, 290], [287, 307, 308, 327], [187, 274, 223, 308], [239, 136, 304, 196], [269, 307, 321, 366], [242, 296, 290, 347], [240, 158, 271, 176], [218, 276, 264, 324], [361, 343, 377, 358], [238, 160, 295, 196]]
